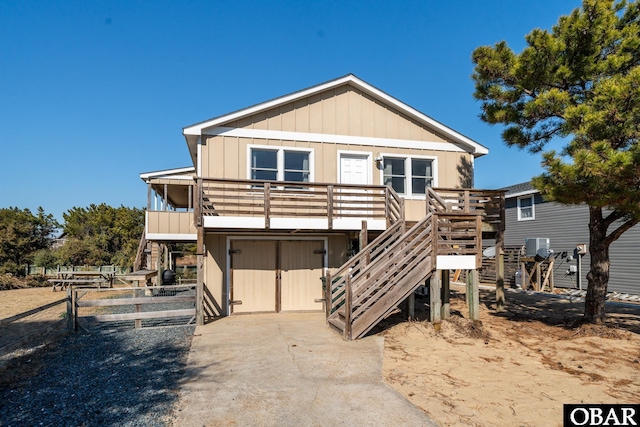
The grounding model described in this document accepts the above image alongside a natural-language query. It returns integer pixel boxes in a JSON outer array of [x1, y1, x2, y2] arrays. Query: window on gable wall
[[517, 195, 535, 221], [383, 156, 434, 196], [250, 148, 311, 183]]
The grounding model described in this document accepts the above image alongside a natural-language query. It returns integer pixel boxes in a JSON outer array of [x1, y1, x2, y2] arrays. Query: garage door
[[280, 240, 325, 312], [230, 240, 277, 314], [230, 239, 325, 314]]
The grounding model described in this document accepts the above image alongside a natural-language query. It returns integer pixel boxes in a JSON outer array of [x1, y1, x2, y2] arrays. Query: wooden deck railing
[[426, 187, 504, 230], [327, 187, 496, 340], [327, 213, 436, 339], [196, 178, 404, 228]]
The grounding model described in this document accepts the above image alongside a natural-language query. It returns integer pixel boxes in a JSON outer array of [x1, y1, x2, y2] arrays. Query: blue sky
[[0, 0, 579, 221]]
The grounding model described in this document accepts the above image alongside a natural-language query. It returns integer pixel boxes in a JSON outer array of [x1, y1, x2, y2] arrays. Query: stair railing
[[328, 212, 436, 339]]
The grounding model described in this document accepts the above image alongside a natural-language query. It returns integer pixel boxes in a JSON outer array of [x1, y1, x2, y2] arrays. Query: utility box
[[525, 238, 550, 258]]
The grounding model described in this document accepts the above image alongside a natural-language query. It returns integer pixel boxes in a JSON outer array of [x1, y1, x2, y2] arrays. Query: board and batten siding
[[504, 195, 640, 295], [201, 135, 472, 222], [146, 211, 196, 235], [202, 135, 468, 184], [227, 85, 451, 142]]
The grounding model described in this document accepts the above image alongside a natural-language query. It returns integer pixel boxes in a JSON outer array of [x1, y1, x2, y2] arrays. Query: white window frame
[[517, 195, 535, 221], [378, 153, 438, 198], [247, 144, 315, 183]]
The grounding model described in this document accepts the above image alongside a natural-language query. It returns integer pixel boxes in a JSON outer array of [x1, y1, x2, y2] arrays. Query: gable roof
[[139, 166, 195, 181], [500, 181, 538, 198], [182, 74, 489, 163]]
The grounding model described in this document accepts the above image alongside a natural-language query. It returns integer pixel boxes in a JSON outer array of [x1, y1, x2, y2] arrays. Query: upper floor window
[[517, 195, 535, 221], [251, 149, 278, 181], [383, 156, 434, 196], [249, 147, 312, 183]]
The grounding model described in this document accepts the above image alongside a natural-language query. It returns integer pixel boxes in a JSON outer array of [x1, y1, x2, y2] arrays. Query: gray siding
[[504, 195, 640, 295]]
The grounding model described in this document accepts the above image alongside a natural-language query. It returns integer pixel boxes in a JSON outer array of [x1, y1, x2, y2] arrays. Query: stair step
[[327, 316, 345, 333]]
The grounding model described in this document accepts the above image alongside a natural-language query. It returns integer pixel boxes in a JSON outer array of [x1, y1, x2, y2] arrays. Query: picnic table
[[48, 271, 115, 292]]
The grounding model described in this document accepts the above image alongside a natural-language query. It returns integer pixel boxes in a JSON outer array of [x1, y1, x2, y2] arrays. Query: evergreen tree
[[0, 207, 58, 275], [472, 0, 640, 323], [59, 204, 144, 268]]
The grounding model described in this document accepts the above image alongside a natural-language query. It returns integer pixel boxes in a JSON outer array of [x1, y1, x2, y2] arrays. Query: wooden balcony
[[195, 178, 404, 231], [426, 187, 505, 233], [145, 211, 197, 240]]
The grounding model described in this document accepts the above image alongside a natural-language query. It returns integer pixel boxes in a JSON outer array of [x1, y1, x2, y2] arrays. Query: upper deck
[[143, 177, 504, 236]]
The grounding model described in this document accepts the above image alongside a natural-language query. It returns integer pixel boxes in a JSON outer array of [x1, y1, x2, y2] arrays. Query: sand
[[381, 285, 640, 427]]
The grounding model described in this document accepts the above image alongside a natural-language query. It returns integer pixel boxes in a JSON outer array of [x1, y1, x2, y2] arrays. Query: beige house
[[139, 74, 504, 339]]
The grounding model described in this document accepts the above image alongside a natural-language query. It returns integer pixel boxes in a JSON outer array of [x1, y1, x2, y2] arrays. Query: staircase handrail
[[426, 187, 450, 213], [330, 220, 404, 282], [350, 218, 435, 312], [328, 220, 405, 312], [350, 213, 433, 295], [346, 213, 436, 338]]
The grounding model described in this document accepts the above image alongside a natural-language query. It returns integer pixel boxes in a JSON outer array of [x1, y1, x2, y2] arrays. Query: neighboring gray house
[[501, 182, 639, 295]]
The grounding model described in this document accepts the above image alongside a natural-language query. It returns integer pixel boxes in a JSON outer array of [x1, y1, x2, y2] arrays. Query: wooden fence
[[26, 265, 130, 276], [68, 283, 196, 331]]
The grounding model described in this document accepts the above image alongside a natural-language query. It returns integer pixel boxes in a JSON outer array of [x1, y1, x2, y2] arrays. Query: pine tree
[[472, 0, 640, 322]]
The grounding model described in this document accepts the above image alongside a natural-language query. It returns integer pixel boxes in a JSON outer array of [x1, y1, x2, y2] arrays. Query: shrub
[[0, 261, 25, 277], [26, 274, 49, 288]]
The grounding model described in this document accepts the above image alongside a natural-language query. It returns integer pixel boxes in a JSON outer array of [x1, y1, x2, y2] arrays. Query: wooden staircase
[[326, 188, 494, 340]]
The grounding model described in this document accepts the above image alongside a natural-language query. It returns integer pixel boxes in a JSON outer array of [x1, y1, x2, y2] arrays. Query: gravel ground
[[0, 325, 195, 427]]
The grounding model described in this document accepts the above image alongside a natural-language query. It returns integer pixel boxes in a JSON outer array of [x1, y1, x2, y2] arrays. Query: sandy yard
[[2, 285, 640, 426], [0, 287, 68, 319], [0, 287, 68, 368], [381, 285, 640, 427]]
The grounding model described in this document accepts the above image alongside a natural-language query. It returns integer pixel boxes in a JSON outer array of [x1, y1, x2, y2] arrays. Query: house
[[501, 181, 639, 295], [139, 74, 505, 339]]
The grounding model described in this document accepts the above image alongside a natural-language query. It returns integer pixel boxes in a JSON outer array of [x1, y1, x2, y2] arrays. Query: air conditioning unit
[[526, 238, 550, 258]]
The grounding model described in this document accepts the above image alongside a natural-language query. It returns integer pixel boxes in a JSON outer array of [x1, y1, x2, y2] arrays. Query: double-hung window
[[250, 147, 312, 184], [517, 195, 535, 221], [383, 156, 434, 196], [251, 149, 278, 181], [383, 157, 406, 194]]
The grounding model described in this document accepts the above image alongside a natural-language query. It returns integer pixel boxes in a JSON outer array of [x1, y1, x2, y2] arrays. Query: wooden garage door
[[280, 240, 325, 312], [230, 240, 276, 314], [230, 239, 325, 314]]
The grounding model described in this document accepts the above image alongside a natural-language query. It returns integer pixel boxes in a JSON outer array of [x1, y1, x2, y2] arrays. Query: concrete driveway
[[172, 312, 437, 426]]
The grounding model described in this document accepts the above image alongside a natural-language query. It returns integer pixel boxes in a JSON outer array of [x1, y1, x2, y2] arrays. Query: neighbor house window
[[517, 195, 535, 221], [383, 156, 434, 196], [249, 147, 312, 183]]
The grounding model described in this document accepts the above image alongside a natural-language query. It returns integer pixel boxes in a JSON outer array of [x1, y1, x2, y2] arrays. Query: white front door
[[338, 154, 371, 217], [340, 154, 370, 185]]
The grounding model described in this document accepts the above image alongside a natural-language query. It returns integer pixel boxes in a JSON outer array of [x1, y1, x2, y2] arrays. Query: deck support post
[[359, 220, 368, 250], [495, 229, 505, 312], [67, 285, 74, 332], [196, 226, 204, 326], [196, 177, 205, 326], [156, 243, 163, 288], [324, 270, 332, 320], [430, 270, 441, 323], [344, 274, 352, 340], [467, 269, 480, 321], [133, 279, 142, 329], [407, 293, 415, 320], [441, 269, 450, 319]]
